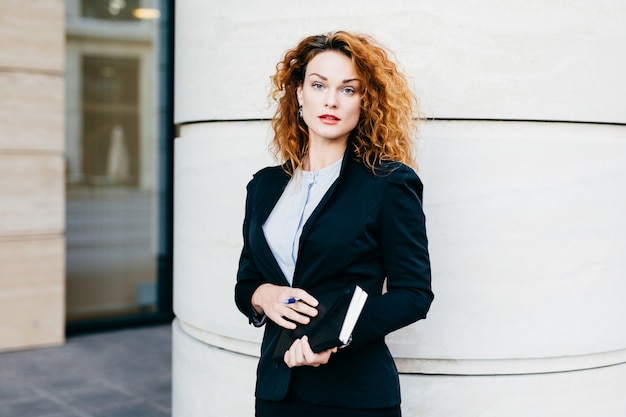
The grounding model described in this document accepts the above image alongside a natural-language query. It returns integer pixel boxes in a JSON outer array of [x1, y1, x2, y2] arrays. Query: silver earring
[[298, 106, 303, 119]]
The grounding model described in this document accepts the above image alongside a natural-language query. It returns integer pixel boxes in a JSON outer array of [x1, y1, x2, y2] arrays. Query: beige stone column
[[0, 0, 65, 351], [173, 2, 626, 415]]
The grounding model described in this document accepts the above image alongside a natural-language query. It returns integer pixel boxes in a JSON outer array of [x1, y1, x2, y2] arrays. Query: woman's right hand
[[251, 283, 319, 330]]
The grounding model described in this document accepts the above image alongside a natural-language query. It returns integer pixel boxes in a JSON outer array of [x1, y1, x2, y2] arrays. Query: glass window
[[65, 0, 172, 328]]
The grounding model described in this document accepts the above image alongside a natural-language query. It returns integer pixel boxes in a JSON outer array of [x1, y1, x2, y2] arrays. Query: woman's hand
[[251, 283, 319, 330], [283, 336, 337, 368]]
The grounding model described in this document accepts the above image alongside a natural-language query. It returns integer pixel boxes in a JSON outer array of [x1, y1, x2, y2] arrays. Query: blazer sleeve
[[350, 166, 434, 349], [234, 174, 267, 325]]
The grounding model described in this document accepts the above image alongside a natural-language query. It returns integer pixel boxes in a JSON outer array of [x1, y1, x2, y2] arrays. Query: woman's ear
[[296, 85, 303, 106]]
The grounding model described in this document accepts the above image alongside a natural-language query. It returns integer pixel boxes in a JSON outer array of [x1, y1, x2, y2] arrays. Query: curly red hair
[[270, 31, 419, 173]]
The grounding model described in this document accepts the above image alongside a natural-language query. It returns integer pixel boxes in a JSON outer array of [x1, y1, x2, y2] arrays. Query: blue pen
[[282, 297, 300, 305]]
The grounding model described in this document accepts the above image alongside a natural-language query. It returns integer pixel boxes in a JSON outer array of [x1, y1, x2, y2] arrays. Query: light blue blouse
[[262, 158, 343, 285]]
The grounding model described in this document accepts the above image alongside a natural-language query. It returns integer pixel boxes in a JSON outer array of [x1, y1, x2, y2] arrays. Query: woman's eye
[[342, 87, 356, 95], [312, 82, 323, 89]]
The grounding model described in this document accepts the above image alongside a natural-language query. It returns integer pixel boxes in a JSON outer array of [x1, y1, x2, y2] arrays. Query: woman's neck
[[303, 139, 347, 172]]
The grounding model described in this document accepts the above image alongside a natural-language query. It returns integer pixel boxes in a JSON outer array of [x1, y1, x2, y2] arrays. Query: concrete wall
[[173, 1, 626, 415], [0, 0, 65, 351]]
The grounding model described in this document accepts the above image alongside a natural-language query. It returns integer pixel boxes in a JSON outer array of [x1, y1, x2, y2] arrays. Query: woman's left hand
[[283, 336, 338, 368]]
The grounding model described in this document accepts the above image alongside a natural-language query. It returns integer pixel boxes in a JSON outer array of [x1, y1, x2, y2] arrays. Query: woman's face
[[297, 50, 361, 147]]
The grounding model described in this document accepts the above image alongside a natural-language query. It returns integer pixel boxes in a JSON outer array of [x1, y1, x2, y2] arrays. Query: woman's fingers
[[266, 300, 312, 329], [289, 299, 318, 318], [299, 336, 318, 365], [251, 284, 320, 330], [290, 288, 319, 309], [284, 338, 301, 367], [283, 336, 336, 368], [281, 300, 318, 325], [274, 315, 298, 330], [284, 338, 302, 368], [272, 287, 319, 327]]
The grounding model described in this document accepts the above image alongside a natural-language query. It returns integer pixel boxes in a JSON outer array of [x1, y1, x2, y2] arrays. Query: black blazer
[[235, 146, 433, 409]]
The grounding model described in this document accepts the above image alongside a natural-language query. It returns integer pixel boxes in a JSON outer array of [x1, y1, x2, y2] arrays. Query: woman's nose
[[324, 90, 338, 108]]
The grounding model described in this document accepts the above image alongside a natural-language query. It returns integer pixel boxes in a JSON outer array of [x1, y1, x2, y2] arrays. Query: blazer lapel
[[299, 147, 352, 242], [253, 167, 291, 285], [293, 148, 354, 286], [257, 167, 291, 223]]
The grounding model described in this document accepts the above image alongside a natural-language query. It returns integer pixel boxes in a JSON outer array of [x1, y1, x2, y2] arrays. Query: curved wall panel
[[174, 121, 273, 343]]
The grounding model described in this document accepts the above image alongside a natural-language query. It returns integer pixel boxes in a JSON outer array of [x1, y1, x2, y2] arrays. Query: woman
[[235, 31, 433, 417]]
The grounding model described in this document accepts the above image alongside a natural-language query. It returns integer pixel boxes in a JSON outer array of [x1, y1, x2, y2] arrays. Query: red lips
[[318, 114, 340, 124]]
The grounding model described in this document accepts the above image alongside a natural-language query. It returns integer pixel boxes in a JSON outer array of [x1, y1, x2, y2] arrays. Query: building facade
[[0, 0, 65, 350], [0, 0, 173, 350]]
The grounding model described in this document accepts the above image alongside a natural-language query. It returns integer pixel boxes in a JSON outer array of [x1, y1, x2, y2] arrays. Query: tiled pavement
[[0, 324, 172, 417]]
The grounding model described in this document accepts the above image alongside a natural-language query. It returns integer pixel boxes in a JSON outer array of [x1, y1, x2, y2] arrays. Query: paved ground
[[0, 324, 172, 417]]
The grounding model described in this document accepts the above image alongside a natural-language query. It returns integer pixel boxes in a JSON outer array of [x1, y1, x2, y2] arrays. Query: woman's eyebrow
[[309, 72, 328, 81], [309, 73, 359, 83]]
